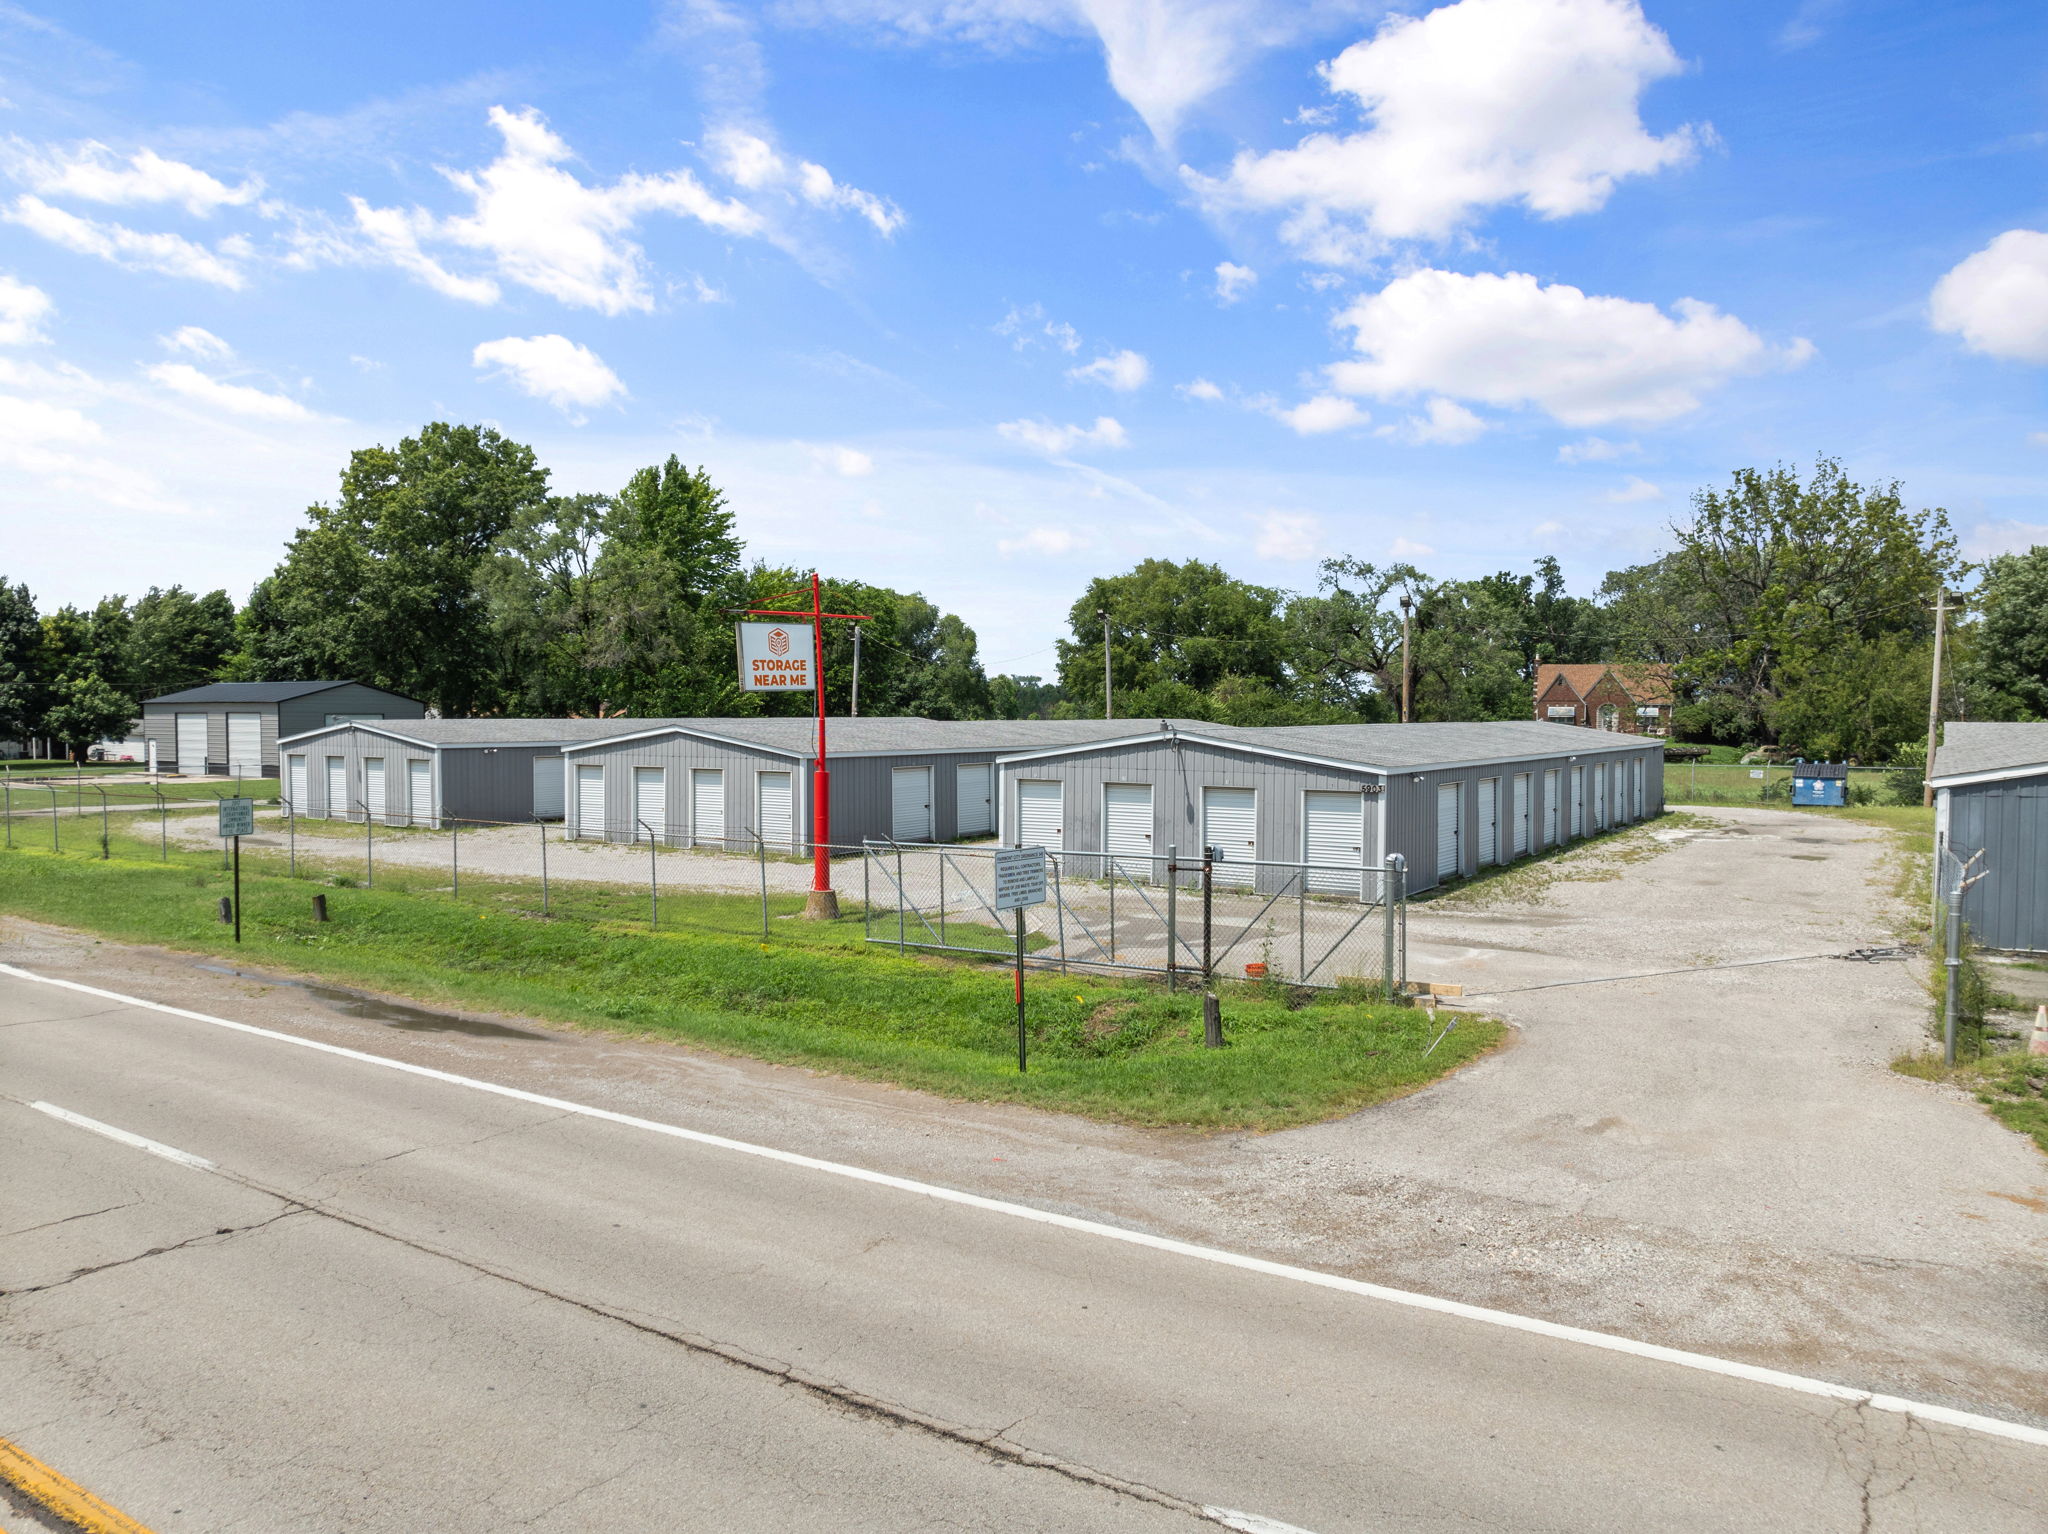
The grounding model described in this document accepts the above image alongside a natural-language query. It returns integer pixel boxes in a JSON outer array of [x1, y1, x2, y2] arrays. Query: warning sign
[[737, 622, 816, 692], [993, 846, 1048, 911]]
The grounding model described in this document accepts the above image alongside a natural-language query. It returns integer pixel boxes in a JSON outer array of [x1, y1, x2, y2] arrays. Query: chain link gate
[[862, 840, 1407, 998]]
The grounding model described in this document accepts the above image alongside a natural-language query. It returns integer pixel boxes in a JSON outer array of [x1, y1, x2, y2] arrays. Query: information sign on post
[[735, 622, 817, 692], [218, 797, 254, 943], [993, 847, 1048, 1073]]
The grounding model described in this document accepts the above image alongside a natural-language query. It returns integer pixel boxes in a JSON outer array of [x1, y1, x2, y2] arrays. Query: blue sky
[[0, 0, 2044, 681]]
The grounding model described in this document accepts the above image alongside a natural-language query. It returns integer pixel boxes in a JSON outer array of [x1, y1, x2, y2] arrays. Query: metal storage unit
[[1932, 723, 2048, 954], [141, 681, 425, 777]]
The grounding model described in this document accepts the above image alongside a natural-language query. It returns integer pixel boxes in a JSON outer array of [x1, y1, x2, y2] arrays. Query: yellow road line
[[0, 1436, 157, 1534]]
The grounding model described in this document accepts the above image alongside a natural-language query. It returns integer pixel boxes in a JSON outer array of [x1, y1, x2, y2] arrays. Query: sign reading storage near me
[[993, 846, 1048, 911], [736, 622, 815, 692]]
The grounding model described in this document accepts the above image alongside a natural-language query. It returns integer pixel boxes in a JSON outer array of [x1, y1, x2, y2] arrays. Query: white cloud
[[1214, 260, 1257, 304], [1603, 475, 1662, 502], [0, 275, 52, 345], [997, 302, 1082, 352], [3, 139, 261, 215], [806, 442, 874, 476], [706, 127, 904, 235], [1327, 268, 1809, 427], [341, 197, 502, 305], [4, 196, 246, 287], [1187, 0, 1699, 262], [1389, 536, 1435, 558], [1930, 229, 2048, 363], [996, 415, 1128, 454], [1253, 509, 1320, 559], [1270, 394, 1367, 434], [1962, 519, 2048, 561], [144, 362, 316, 421], [157, 325, 232, 360], [1068, 348, 1150, 391], [998, 524, 1089, 556], [1179, 377, 1226, 401], [472, 334, 627, 415], [1530, 518, 1565, 537], [1401, 396, 1487, 444], [1557, 435, 1632, 463]]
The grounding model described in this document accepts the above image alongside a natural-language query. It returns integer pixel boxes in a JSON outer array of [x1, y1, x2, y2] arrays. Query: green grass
[[1664, 760, 1912, 808], [0, 827, 1500, 1130], [2, 777, 277, 808], [1893, 1051, 2048, 1158]]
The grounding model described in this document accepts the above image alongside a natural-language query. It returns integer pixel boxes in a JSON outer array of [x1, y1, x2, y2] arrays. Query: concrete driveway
[[7, 805, 2045, 1426]]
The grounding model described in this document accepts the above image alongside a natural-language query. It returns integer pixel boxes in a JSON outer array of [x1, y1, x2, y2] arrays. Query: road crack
[[0, 1208, 307, 1296]]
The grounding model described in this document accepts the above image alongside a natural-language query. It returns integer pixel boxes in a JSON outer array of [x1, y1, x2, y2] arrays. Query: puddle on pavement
[[194, 962, 547, 1039]]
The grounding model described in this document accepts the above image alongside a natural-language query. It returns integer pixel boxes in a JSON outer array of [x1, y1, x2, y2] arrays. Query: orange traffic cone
[[2032, 1005, 2048, 1058]]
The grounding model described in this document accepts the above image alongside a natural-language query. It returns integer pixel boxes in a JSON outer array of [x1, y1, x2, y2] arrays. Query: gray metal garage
[[993, 720, 1664, 895], [276, 718, 658, 827], [557, 718, 1138, 852], [141, 681, 425, 777], [1931, 721, 2048, 954]]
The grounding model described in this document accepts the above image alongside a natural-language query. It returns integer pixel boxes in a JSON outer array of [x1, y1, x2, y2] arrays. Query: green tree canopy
[[125, 585, 236, 700], [1968, 546, 2048, 720], [0, 577, 42, 745], [1057, 559, 1288, 720]]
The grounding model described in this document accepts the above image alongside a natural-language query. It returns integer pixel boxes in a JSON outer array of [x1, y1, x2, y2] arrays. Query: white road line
[[8, 961, 2048, 1454], [1206, 1508, 1321, 1534], [28, 1099, 216, 1171]]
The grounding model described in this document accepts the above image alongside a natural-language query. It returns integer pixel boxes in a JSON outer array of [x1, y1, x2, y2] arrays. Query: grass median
[[0, 829, 1500, 1131]]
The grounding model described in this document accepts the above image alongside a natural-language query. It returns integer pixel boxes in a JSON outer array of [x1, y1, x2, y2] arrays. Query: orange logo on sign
[[767, 628, 790, 656]]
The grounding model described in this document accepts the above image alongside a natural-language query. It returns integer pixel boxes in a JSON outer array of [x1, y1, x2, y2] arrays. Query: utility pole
[[1098, 607, 1112, 720], [1398, 593, 1415, 723], [1923, 589, 1952, 808], [850, 625, 862, 718]]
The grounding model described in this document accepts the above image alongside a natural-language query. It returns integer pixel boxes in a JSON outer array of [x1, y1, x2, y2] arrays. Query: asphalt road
[[3, 967, 2044, 1533]]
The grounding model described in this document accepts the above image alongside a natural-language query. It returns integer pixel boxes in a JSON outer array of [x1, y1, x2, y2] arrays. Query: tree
[[1057, 560, 1288, 719], [1968, 546, 2048, 720], [42, 674, 135, 762], [989, 675, 1063, 719], [0, 577, 41, 748], [126, 586, 237, 700], [1283, 558, 1425, 718], [241, 423, 550, 713]]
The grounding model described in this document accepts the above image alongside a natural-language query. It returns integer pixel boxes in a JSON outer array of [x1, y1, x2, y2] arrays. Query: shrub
[[1886, 741, 1927, 805]]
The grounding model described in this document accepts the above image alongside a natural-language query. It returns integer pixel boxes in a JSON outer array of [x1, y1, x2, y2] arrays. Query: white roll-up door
[[1202, 786, 1256, 888], [1570, 766, 1585, 837], [532, 757, 565, 820], [1016, 780, 1063, 849], [956, 763, 993, 836], [364, 757, 386, 821], [176, 714, 208, 774], [1436, 783, 1462, 878], [691, 769, 725, 847], [1477, 778, 1499, 866], [634, 766, 666, 842], [1303, 790, 1365, 894], [1593, 764, 1607, 828], [575, 764, 604, 840], [226, 713, 262, 777], [286, 755, 308, 817], [1633, 757, 1644, 818], [758, 770, 793, 849], [1103, 783, 1153, 882], [325, 756, 346, 819], [1544, 768, 1560, 845], [1511, 773, 1531, 857], [407, 759, 432, 826], [891, 766, 932, 841]]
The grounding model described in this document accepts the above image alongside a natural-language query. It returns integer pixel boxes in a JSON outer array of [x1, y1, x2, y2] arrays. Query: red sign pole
[[743, 572, 871, 919]]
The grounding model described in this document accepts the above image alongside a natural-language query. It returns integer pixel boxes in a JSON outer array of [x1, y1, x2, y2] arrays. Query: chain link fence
[[861, 840, 1407, 997]]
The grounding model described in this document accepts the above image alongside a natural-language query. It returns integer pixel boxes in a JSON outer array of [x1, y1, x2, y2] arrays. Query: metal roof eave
[[992, 728, 1657, 777], [556, 724, 807, 759], [1930, 761, 2048, 790], [276, 721, 438, 750]]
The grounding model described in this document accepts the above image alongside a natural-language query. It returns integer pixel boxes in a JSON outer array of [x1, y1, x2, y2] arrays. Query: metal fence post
[[1297, 871, 1307, 983], [938, 851, 947, 947], [451, 822, 460, 898], [1165, 843, 1178, 992], [1943, 876, 1962, 1068], [358, 800, 374, 887], [51, 786, 60, 852], [1050, 855, 1069, 972], [1201, 851, 1214, 980], [539, 821, 550, 916], [3, 782, 10, 849], [94, 785, 108, 858], [1383, 854, 1405, 1003], [896, 842, 907, 956], [286, 796, 296, 877], [862, 842, 871, 943], [637, 818, 658, 931]]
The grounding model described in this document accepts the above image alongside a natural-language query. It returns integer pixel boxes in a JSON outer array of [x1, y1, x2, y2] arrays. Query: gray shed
[[276, 718, 660, 827], [1931, 721, 2048, 954], [994, 720, 1664, 895], [141, 681, 425, 777], [556, 718, 1143, 853]]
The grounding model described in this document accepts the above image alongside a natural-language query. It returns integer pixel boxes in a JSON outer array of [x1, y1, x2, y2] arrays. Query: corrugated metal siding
[[281, 724, 442, 822], [560, 733, 805, 851], [275, 685, 426, 742], [142, 703, 280, 775], [1949, 775, 2048, 952]]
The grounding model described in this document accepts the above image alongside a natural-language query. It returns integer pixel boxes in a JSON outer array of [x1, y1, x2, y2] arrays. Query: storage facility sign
[[993, 846, 1048, 911], [217, 797, 255, 838], [736, 622, 816, 692]]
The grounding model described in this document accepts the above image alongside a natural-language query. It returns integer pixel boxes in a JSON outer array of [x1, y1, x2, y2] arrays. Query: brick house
[[1533, 663, 1676, 736]]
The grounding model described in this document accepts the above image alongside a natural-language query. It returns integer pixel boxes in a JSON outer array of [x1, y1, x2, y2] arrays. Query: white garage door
[[1016, 780, 1063, 850], [1436, 782, 1462, 879], [955, 763, 993, 837], [1592, 764, 1607, 828], [1303, 790, 1366, 894], [1570, 766, 1585, 837], [634, 766, 666, 842], [1511, 773, 1531, 857], [1203, 786, 1256, 888], [176, 714, 208, 774], [325, 756, 346, 819], [286, 755, 308, 817], [1103, 783, 1153, 882], [364, 758, 386, 821], [691, 769, 725, 847], [407, 759, 432, 826], [1477, 777, 1499, 866], [758, 771, 794, 849], [891, 766, 932, 842], [1632, 758, 1644, 818], [226, 712, 262, 777], [575, 764, 604, 840], [532, 757, 564, 820]]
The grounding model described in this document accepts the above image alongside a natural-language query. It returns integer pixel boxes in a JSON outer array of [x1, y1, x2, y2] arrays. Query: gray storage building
[[142, 681, 425, 777], [557, 718, 1139, 852], [1931, 721, 2048, 954], [994, 720, 1664, 895]]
